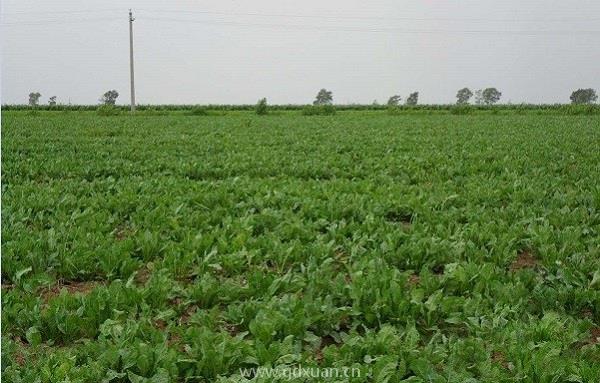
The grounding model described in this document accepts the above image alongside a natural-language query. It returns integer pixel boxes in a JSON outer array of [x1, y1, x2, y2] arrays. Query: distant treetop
[[405, 92, 419, 106], [314, 89, 333, 105], [100, 90, 119, 105], [456, 88, 473, 105], [570, 88, 597, 105], [482, 88, 502, 105], [28, 92, 41, 106], [387, 95, 402, 107]]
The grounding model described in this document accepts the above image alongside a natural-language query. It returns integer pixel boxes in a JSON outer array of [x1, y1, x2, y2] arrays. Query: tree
[[456, 88, 473, 105], [570, 88, 598, 104], [100, 90, 119, 105], [48, 96, 57, 106], [387, 95, 402, 107], [255, 98, 268, 115], [482, 88, 502, 105], [474, 89, 483, 105], [405, 92, 419, 106], [313, 89, 333, 105], [28, 92, 41, 106]]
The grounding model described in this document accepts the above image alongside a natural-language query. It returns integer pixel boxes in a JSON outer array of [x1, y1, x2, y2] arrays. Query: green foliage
[[570, 88, 598, 105], [405, 92, 419, 106], [255, 98, 268, 115], [313, 89, 333, 105], [386, 105, 402, 115], [482, 88, 502, 105], [96, 104, 121, 116], [28, 92, 41, 107], [456, 88, 473, 105], [188, 106, 209, 116], [2, 110, 600, 381], [301, 104, 336, 115], [138, 108, 169, 116], [387, 95, 402, 107], [559, 104, 600, 115], [100, 90, 119, 106], [2, 103, 600, 114], [450, 105, 474, 114]]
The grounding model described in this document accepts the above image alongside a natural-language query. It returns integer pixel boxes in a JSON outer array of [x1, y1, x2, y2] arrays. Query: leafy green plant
[[2, 109, 600, 381], [255, 98, 268, 115]]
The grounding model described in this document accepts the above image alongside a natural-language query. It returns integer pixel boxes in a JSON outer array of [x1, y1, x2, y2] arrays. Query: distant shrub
[[97, 105, 121, 116], [450, 105, 474, 115], [188, 106, 208, 116], [387, 106, 402, 115], [255, 98, 268, 115], [302, 105, 336, 116]]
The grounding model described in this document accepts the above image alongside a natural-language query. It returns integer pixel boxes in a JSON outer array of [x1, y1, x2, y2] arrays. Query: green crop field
[[2, 110, 600, 382]]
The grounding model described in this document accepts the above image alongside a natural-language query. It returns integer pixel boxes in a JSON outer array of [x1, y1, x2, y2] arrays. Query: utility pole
[[129, 9, 136, 112]]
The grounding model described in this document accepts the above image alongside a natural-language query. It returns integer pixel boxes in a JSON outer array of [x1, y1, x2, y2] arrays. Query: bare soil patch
[[510, 250, 538, 271], [491, 351, 510, 370], [315, 335, 338, 364], [408, 274, 421, 286], [114, 223, 135, 241], [40, 280, 101, 304]]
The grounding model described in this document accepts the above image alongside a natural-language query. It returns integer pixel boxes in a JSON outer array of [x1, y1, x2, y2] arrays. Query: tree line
[[27, 90, 119, 107], [26, 88, 598, 107]]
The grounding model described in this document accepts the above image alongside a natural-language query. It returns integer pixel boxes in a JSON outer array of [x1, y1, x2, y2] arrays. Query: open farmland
[[2, 110, 600, 382]]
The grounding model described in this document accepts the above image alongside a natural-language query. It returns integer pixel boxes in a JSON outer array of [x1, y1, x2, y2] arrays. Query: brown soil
[[581, 309, 593, 319], [509, 250, 538, 271], [154, 319, 168, 330], [114, 223, 135, 241], [589, 328, 600, 345], [13, 337, 27, 366], [408, 274, 421, 286], [135, 267, 152, 285], [167, 333, 183, 349], [315, 335, 338, 364], [491, 351, 510, 370], [574, 327, 600, 349], [40, 280, 100, 304], [179, 305, 197, 324]]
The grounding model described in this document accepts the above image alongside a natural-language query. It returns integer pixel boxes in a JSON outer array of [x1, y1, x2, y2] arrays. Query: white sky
[[1, 0, 599, 105]]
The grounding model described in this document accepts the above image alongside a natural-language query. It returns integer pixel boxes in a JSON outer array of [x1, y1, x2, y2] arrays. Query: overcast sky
[[1, 0, 599, 105]]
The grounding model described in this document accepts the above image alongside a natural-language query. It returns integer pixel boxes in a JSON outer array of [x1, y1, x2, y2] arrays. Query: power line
[[2, 13, 598, 35], [3, 7, 599, 23], [1, 8, 124, 15], [137, 8, 600, 23], [0, 17, 121, 26], [140, 16, 600, 35]]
